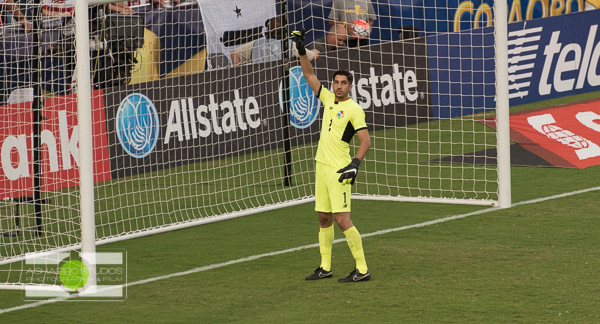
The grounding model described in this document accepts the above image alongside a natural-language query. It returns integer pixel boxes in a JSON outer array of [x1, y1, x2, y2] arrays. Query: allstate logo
[[279, 66, 320, 129], [116, 93, 160, 158]]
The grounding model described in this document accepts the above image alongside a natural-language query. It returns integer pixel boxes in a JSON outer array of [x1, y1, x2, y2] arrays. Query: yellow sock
[[343, 226, 368, 274], [318, 225, 334, 271]]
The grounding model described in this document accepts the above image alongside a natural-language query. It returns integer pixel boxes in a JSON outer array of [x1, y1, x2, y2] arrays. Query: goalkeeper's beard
[[335, 90, 350, 101]]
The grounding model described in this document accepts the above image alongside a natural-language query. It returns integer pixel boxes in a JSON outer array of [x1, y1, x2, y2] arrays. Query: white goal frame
[[78, 0, 512, 286], [0, 0, 511, 291]]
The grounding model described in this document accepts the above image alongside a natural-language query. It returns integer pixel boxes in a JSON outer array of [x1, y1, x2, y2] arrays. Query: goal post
[[0, 0, 511, 290], [494, 0, 512, 209], [75, 0, 97, 291]]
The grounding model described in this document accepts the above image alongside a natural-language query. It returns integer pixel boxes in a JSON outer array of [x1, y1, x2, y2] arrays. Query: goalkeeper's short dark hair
[[333, 70, 353, 84]]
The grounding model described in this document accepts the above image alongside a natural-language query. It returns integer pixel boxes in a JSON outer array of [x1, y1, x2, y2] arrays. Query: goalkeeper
[[292, 30, 372, 282]]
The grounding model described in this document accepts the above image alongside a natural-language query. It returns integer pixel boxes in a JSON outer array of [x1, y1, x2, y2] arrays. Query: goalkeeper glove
[[291, 29, 307, 56], [337, 157, 361, 185]]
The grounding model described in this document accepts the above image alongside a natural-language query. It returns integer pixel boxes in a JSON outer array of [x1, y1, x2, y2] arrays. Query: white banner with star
[[197, 0, 276, 61]]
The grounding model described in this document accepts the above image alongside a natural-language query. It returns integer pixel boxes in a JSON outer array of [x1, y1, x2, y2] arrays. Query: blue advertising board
[[427, 8, 600, 119], [425, 26, 496, 119], [506, 8, 600, 104]]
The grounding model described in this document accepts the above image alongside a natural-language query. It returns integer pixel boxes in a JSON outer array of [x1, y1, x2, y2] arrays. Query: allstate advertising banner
[[313, 38, 432, 129], [103, 63, 283, 179], [103, 40, 430, 179]]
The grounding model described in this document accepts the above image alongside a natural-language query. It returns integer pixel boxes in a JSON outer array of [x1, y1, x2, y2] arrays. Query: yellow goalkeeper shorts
[[315, 162, 352, 213]]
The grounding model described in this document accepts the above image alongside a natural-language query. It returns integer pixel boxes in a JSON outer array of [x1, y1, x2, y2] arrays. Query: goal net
[[0, 0, 509, 290]]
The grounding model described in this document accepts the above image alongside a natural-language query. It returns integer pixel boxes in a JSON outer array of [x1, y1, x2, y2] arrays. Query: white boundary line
[[1, 186, 599, 315]]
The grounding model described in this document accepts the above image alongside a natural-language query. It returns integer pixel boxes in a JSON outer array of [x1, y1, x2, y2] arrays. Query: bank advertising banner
[[0, 91, 111, 199]]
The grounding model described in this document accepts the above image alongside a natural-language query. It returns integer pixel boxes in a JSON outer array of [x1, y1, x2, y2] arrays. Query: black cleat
[[305, 267, 333, 280], [338, 269, 371, 282]]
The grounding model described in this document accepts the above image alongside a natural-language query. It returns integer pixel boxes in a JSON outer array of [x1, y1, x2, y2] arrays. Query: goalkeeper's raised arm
[[292, 30, 321, 95]]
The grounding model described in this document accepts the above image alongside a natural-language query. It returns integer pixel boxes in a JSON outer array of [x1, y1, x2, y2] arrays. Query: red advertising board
[[0, 90, 111, 199], [485, 98, 600, 169]]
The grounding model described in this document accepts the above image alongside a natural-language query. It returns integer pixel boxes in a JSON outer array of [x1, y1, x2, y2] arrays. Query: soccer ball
[[351, 19, 370, 40]]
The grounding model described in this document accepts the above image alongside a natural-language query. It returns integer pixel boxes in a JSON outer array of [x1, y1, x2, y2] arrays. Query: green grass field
[[1, 91, 599, 322]]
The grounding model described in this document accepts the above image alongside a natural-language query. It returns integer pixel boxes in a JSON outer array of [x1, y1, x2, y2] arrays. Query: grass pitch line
[[363, 185, 600, 239], [1, 185, 599, 315]]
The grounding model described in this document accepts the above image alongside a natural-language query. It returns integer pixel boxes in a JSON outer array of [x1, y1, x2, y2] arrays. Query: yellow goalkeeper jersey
[[315, 86, 368, 169]]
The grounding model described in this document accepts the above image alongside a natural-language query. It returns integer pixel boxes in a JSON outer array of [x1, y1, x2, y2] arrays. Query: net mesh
[[1, 0, 500, 287]]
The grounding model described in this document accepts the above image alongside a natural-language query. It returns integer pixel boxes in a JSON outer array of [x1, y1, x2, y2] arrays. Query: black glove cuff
[[351, 157, 361, 168]]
